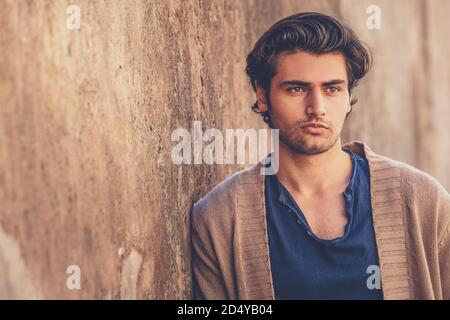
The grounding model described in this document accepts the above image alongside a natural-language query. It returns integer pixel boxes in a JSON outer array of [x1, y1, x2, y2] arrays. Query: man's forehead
[[274, 50, 348, 82]]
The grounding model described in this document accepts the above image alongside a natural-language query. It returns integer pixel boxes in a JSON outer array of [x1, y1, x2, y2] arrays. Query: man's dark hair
[[245, 12, 372, 125]]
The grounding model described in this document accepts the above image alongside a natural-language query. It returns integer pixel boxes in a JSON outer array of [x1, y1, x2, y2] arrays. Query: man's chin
[[295, 145, 330, 155], [283, 137, 337, 155], [278, 127, 339, 155]]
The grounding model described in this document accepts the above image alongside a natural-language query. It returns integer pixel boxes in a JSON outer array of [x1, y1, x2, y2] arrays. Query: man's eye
[[288, 87, 306, 93], [325, 87, 340, 93]]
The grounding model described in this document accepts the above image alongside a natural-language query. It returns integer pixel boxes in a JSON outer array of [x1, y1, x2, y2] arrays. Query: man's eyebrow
[[279, 80, 310, 88], [279, 79, 346, 87], [322, 79, 345, 86]]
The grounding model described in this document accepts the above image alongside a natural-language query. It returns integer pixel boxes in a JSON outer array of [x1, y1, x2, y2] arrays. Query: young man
[[190, 12, 449, 300]]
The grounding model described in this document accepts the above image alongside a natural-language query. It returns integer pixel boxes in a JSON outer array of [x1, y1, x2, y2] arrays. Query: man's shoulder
[[401, 162, 448, 195], [191, 163, 263, 228], [352, 139, 447, 199], [375, 153, 448, 198]]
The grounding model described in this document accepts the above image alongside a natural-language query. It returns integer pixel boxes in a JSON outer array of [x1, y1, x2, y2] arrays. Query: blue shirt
[[265, 150, 383, 300]]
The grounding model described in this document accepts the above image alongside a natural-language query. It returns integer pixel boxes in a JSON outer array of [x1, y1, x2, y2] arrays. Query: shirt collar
[[268, 149, 358, 207]]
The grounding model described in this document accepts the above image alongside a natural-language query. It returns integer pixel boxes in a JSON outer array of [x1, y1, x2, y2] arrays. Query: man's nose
[[305, 88, 326, 117]]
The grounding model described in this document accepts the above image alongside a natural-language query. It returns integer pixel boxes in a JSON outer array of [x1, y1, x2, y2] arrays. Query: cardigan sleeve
[[438, 212, 450, 300], [190, 202, 228, 300], [409, 165, 450, 299]]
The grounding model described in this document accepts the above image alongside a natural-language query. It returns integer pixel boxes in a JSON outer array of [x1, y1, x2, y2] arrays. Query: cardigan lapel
[[235, 165, 275, 300], [343, 141, 411, 300]]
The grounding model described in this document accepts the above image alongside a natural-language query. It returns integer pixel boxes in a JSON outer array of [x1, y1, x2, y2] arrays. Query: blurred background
[[0, 0, 448, 299]]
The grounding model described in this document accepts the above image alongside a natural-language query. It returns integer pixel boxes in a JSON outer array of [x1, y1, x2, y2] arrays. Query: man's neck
[[275, 139, 352, 198]]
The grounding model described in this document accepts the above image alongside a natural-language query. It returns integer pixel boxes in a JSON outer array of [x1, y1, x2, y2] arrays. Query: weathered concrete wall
[[0, 0, 448, 299]]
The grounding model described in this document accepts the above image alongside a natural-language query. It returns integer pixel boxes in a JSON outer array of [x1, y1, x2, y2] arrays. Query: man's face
[[257, 50, 351, 155]]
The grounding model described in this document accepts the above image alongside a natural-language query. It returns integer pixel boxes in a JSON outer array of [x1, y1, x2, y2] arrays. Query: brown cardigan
[[190, 141, 450, 300]]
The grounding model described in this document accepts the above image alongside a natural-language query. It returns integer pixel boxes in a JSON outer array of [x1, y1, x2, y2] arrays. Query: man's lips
[[300, 122, 329, 129]]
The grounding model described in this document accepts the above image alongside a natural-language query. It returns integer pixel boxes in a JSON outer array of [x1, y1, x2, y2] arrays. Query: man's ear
[[256, 85, 269, 112]]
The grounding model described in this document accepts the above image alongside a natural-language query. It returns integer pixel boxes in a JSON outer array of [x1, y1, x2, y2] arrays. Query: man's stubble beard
[[278, 122, 339, 155], [267, 99, 340, 156]]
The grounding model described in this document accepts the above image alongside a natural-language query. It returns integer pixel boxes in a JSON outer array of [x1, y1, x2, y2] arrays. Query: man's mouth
[[300, 122, 329, 134], [300, 122, 329, 129], [302, 126, 326, 134]]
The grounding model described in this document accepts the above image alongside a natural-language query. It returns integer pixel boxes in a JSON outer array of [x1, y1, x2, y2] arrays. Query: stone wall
[[0, 0, 448, 299]]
